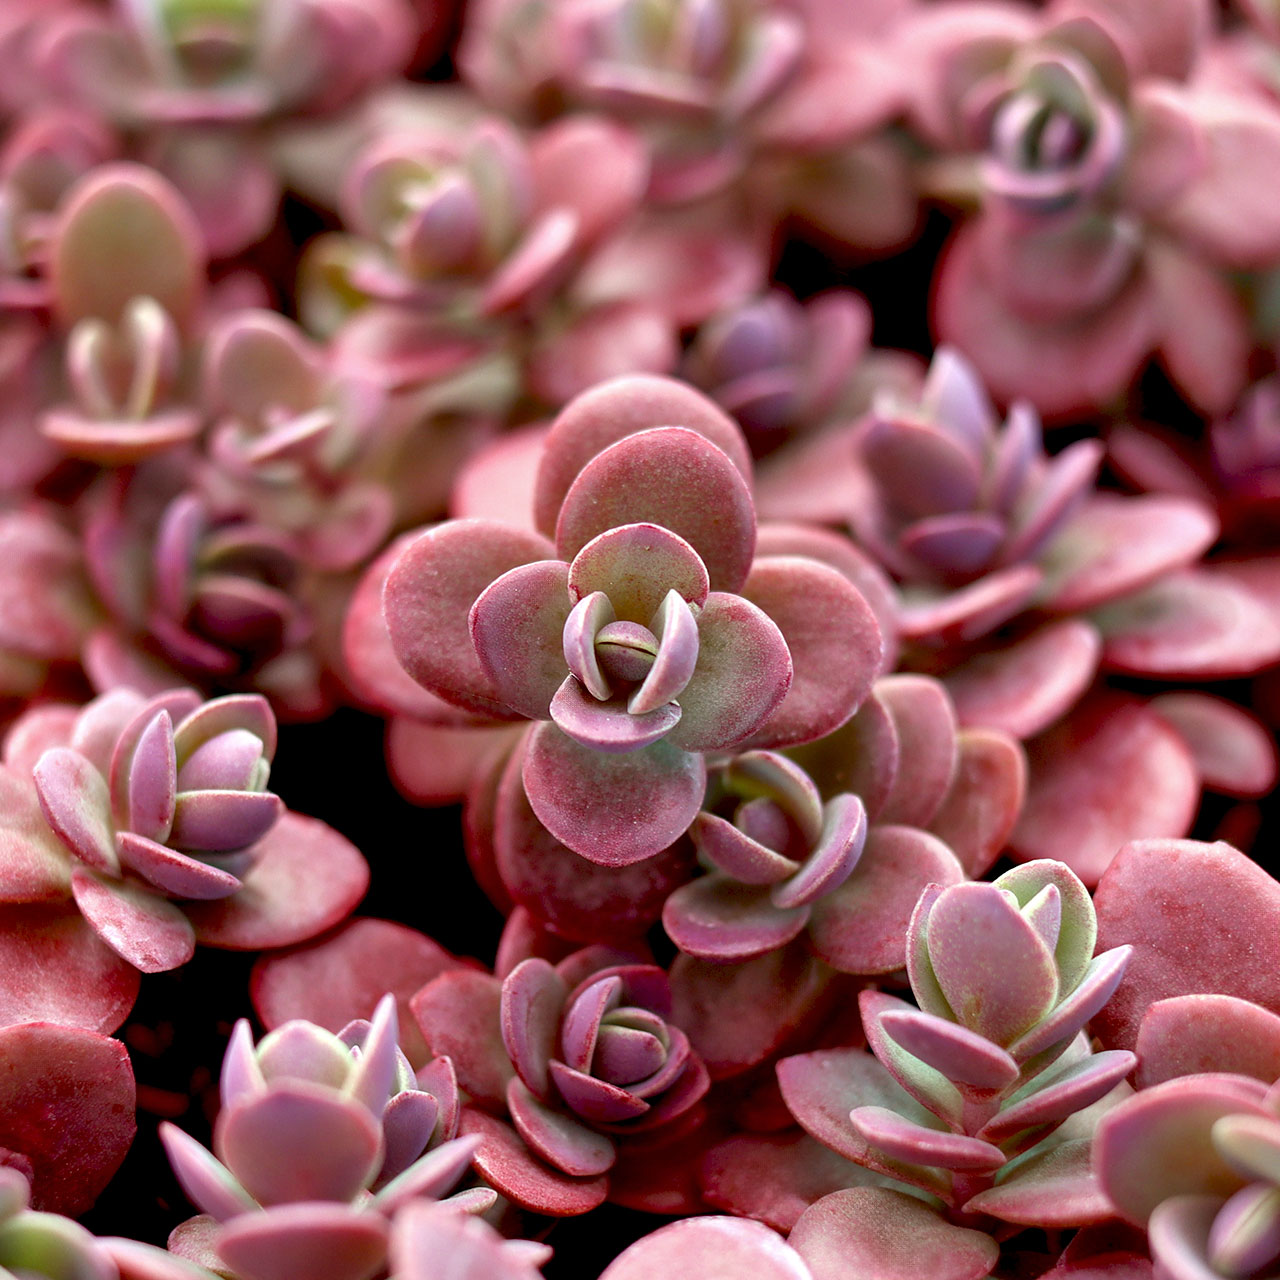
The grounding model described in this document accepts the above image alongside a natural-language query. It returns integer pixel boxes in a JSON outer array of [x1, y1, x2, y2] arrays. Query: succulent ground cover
[[7, 1, 1280, 1277]]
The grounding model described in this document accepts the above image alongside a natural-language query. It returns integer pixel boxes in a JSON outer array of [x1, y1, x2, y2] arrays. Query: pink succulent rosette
[[0, 687, 367, 1022], [762, 346, 1280, 882], [376, 375, 882, 866], [457, 0, 917, 250], [198, 309, 393, 574], [36, 0, 417, 254], [682, 288, 876, 448], [39, 163, 208, 464], [774, 861, 1136, 1254], [1096, 1061, 1280, 1280], [160, 996, 501, 1280], [662, 673, 1026, 969], [412, 942, 709, 1216], [914, 0, 1280, 416]]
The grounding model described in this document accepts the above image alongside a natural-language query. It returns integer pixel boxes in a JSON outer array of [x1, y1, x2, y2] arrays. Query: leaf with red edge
[[340, 532, 476, 720], [932, 220, 1158, 421], [186, 812, 367, 952], [1135, 995, 1280, 1089], [71, 868, 195, 973], [700, 1132, 895, 1232], [808, 826, 964, 975], [738, 556, 882, 750], [383, 520, 556, 719], [493, 736, 694, 940], [776, 1048, 950, 1196], [785, 692, 900, 819], [1149, 693, 1277, 799], [0, 1021, 136, 1216], [599, 1216, 811, 1280], [1095, 570, 1280, 679], [789, 1187, 997, 1280], [1092, 839, 1280, 1051], [874, 676, 958, 828], [522, 722, 706, 866], [555, 427, 757, 595], [460, 1108, 608, 1216], [534, 376, 752, 538], [665, 592, 791, 752], [964, 1138, 1113, 1226], [0, 902, 140, 1034], [1094, 1073, 1270, 1225], [411, 970, 512, 1107], [1040, 495, 1217, 615], [928, 729, 1026, 878], [663, 877, 809, 962], [945, 620, 1102, 741], [249, 918, 465, 1071], [215, 1204, 389, 1280], [670, 943, 836, 1080], [470, 560, 572, 720], [1010, 693, 1199, 885]]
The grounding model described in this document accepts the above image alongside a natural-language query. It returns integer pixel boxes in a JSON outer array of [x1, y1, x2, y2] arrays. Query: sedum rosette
[[376, 375, 881, 866], [160, 996, 490, 1280], [779, 860, 1135, 1234]]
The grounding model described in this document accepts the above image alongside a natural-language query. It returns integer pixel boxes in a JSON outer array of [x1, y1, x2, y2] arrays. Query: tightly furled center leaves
[[469, 519, 791, 754]]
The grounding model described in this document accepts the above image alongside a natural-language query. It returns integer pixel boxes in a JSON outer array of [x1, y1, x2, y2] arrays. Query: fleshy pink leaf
[[964, 1138, 1113, 1226], [738, 556, 881, 749], [0, 902, 140, 1034], [250, 919, 463, 1071], [0, 1021, 136, 1215], [1135, 995, 1280, 1089], [567, 523, 710, 618], [460, 1108, 608, 1216], [1095, 1074, 1270, 1224], [1093, 839, 1280, 1051], [945, 620, 1102, 741], [410, 971, 512, 1108], [522, 723, 706, 866], [71, 868, 195, 973], [185, 813, 366, 950], [599, 1216, 811, 1280], [216, 1085, 382, 1205], [670, 943, 835, 1079], [1010, 693, 1199, 885], [534, 376, 752, 538], [384, 520, 556, 718], [789, 1187, 998, 1280], [928, 729, 1026, 877], [808, 827, 964, 975], [874, 676, 958, 828], [1149, 694, 1278, 799], [555, 427, 757, 593], [663, 877, 809, 962], [470, 560, 572, 720], [1041, 496, 1217, 615], [667, 592, 791, 752], [215, 1205, 389, 1280]]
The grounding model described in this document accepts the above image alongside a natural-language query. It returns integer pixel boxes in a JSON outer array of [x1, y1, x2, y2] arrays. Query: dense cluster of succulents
[[6, 0, 1280, 1277]]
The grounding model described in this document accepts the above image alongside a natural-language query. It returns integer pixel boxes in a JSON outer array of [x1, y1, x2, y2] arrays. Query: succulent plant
[[378, 375, 882, 865], [0, 687, 367, 983], [779, 860, 1136, 1232], [1096, 1067, 1280, 1280], [161, 995, 488, 1280], [914, 0, 1280, 416], [411, 943, 709, 1215]]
